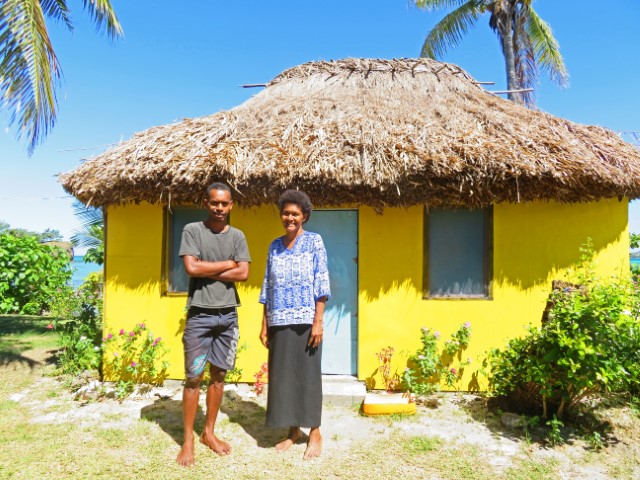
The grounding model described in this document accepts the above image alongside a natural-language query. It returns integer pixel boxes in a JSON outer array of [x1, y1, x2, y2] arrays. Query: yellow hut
[[60, 58, 640, 388]]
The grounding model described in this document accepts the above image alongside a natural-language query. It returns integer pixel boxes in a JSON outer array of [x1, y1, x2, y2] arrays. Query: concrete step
[[321, 374, 367, 407]]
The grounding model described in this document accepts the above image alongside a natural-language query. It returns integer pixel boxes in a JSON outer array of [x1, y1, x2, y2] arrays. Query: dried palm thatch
[[59, 58, 640, 209]]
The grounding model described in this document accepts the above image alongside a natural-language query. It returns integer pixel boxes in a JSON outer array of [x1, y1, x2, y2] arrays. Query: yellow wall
[[105, 199, 629, 388], [359, 198, 629, 390]]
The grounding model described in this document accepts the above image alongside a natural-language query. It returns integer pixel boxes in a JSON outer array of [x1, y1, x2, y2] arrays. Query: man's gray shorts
[[183, 306, 239, 378]]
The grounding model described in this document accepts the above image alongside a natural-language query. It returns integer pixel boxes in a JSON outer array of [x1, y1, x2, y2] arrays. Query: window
[[167, 207, 206, 293], [424, 207, 492, 298]]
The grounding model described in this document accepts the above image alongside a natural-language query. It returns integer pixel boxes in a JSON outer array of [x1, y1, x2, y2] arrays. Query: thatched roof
[[59, 58, 640, 209]]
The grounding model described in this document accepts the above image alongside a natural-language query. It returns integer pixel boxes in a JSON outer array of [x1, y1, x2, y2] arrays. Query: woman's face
[[281, 202, 306, 235]]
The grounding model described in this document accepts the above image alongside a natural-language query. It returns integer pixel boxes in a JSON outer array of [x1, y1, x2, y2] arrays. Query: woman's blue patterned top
[[259, 231, 331, 327]]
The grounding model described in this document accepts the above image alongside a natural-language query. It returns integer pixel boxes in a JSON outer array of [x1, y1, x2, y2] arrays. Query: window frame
[[163, 206, 209, 296], [422, 206, 493, 300]]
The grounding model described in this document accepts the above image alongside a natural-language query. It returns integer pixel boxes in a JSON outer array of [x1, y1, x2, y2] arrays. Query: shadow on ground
[[0, 315, 58, 370], [455, 394, 596, 448], [220, 391, 285, 447], [140, 391, 285, 448], [141, 399, 199, 445]]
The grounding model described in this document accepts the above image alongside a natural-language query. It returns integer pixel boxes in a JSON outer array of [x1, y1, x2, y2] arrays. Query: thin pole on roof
[[488, 88, 534, 95]]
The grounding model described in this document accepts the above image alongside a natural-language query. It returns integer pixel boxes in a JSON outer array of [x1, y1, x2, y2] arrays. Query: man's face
[[204, 189, 233, 223]]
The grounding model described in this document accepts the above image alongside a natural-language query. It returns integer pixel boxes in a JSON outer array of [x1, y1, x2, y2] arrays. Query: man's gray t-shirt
[[179, 222, 251, 309]]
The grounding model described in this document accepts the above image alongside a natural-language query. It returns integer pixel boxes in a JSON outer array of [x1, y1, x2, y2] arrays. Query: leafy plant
[[224, 342, 247, 384], [584, 431, 604, 451], [102, 323, 169, 399], [0, 232, 72, 314], [545, 415, 564, 446], [48, 272, 103, 375], [403, 322, 473, 395], [483, 242, 640, 419], [375, 346, 400, 392]]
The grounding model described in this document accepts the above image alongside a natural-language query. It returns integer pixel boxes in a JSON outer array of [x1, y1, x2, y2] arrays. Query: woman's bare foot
[[200, 431, 232, 455], [303, 427, 322, 459], [275, 426, 301, 452], [176, 435, 195, 467]]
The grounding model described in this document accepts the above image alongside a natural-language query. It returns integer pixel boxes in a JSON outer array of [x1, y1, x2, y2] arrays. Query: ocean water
[[71, 256, 102, 288]]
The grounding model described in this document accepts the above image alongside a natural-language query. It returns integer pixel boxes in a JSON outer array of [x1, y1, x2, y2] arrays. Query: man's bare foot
[[275, 427, 300, 452], [176, 436, 195, 467], [303, 428, 322, 460], [200, 431, 232, 455]]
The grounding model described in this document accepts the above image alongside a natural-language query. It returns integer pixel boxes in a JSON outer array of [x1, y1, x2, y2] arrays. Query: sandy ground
[[4, 347, 640, 479]]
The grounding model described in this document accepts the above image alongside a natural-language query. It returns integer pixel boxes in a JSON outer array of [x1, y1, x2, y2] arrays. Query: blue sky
[[1, 1, 639, 240]]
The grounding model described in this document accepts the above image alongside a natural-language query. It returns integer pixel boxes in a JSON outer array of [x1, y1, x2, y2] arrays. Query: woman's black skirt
[[266, 324, 322, 428]]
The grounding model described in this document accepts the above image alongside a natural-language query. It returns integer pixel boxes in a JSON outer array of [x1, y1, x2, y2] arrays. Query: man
[[176, 182, 250, 467]]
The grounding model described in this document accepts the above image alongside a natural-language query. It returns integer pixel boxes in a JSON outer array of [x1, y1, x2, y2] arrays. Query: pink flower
[[119, 329, 125, 335], [450, 368, 457, 374], [434, 331, 441, 339], [107, 333, 113, 339], [113, 352, 119, 357], [153, 337, 161, 346], [138, 323, 146, 329], [463, 322, 471, 329], [421, 326, 428, 332], [129, 331, 135, 337], [46, 323, 54, 330], [131, 361, 137, 367]]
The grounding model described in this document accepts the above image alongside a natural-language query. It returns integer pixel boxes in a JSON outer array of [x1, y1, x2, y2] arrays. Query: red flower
[[46, 323, 54, 330]]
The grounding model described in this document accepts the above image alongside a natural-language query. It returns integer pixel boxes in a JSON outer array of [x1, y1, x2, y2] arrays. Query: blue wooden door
[[305, 210, 358, 375]]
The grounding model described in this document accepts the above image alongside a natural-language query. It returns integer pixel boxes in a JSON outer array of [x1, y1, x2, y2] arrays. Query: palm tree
[[71, 202, 104, 266], [414, 0, 568, 105], [0, 0, 122, 153]]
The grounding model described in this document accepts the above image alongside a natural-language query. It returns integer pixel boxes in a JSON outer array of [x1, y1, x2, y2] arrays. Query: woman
[[259, 189, 330, 459]]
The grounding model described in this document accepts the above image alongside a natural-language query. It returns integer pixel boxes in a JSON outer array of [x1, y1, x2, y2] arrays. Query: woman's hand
[[259, 324, 269, 349], [308, 296, 327, 349], [308, 320, 323, 348], [260, 305, 269, 348]]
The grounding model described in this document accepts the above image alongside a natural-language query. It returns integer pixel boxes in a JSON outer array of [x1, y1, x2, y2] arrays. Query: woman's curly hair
[[277, 189, 313, 223]]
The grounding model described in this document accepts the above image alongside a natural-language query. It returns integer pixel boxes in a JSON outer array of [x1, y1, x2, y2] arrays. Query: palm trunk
[[497, 1, 523, 104]]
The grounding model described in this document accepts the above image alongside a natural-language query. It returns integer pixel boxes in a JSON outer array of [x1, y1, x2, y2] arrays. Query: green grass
[[403, 435, 443, 453], [506, 454, 559, 480]]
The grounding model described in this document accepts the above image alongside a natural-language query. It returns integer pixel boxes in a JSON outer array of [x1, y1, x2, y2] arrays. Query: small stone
[[153, 388, 174, 400], [9, 393, 25, 402], [501, 412, 525, 428], [419, 395, 442, 408]]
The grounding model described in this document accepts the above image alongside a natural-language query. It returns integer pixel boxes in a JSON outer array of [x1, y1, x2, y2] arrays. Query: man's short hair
[[207, 182, 232, 197], [277, 189, 313, 223]]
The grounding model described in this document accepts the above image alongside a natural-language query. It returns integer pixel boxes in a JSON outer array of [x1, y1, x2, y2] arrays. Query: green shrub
[[484, 277, 640, 419], [0, 233, 71, 314], [49, 272, 104, 375], [403, 322, 473, 395]]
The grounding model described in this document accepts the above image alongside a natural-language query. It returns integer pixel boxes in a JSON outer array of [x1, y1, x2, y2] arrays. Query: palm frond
[[414, 0, 469, 11], [70, 201, 103, 248], [40, 0, 73, 30], [0, 0, 60, 153], [80, 0, 122, 39], [420, 0, 485, 59], [524, 4, 568, 88]]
